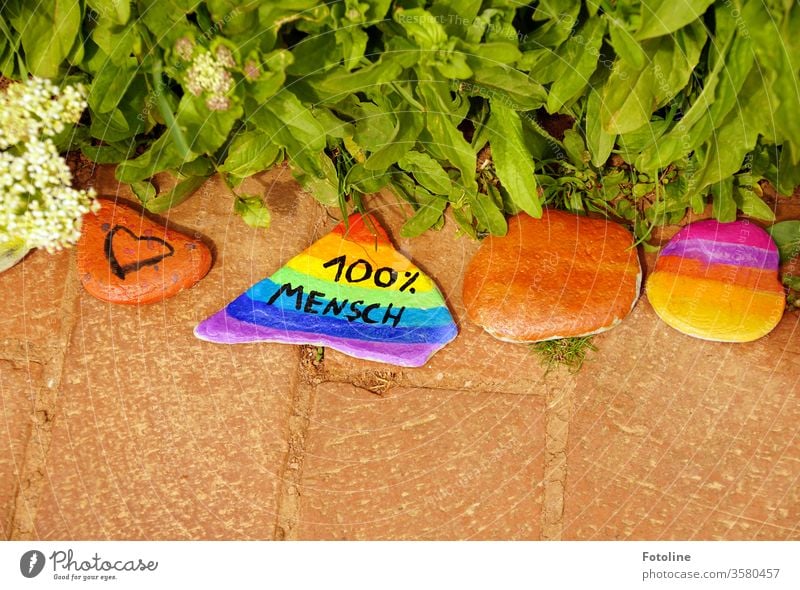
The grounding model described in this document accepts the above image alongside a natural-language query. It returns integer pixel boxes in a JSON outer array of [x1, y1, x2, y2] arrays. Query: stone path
[[1, 165, 798, 540]]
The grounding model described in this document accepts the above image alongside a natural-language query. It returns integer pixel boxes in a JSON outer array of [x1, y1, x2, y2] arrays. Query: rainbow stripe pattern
[[195, 213, 457, 366], [646, 219, 785, 342]]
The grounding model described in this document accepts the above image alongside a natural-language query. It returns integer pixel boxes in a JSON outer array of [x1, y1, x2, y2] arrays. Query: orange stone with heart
[[77, 198, 212, 304]]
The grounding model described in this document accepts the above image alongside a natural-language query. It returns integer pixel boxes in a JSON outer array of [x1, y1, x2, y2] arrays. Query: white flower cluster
[[0, 77, 87, 148], [0, 78, 98, 252], [183, 43, 235, 111]]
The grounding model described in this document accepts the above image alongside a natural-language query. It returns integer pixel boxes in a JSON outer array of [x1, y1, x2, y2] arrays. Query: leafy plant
[[767, 221, 800, 292], [1, 1, 798, 238]]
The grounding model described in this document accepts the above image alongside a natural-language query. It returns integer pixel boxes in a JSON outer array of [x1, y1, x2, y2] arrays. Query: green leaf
[[234, 195, 272, 229], [218, 131, 282, 179], [456, 41, 521, 65], [394, 8, 448, 49], [143, 175, 210, 213], [313, 107, 353, 139], [88, 58, 138, 114], [419, 80, 478, 196], [80, 141, 133, 164], [616, 119, 671, 161], [364, 109, 424, 171], [131, 180, 157, 203], [710, 178, 736, 222], [608, 17, 646, 68], [598, 169, 626, 201], [470, 186, 507, 235], [90, 18, 138, 66], [291, 151, 340, 206], [585, 87, 616, 167], [173, 95, 243, 156], [776, 144, 800, 196], [429, 0, 481, 33], [151, 59, 190, 159], [488, 103, 541, 218], [767, 221, 800, 263], [451, 205, 478, 239], [562, 128, 588, 168], [398, 151, 452, 195], [400, 190, 448, 238], [115, 133, 191, 184], [464, 62, 548, 110], [690, 68, 769, 195], [0, 14, 23, 78], [310, 58, 404, 102], [546, 17, 606, 112], [735, 187, 775, 222], [137, 0, 194, 49], [528, 0, 580, 48], [352, 102, 397, 152], [636, 0, 715, 41], [600, 59, 655, 135], [635, 23, 753, 170], [13, 0, 81, 77], [263, 92, 327, 153], [87, 0, 131, 25], [345, 164, 392, 194], [649, 21, 706, 106], [601, 24, 704, 134]]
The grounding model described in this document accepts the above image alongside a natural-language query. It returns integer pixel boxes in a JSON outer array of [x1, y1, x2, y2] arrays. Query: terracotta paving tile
[[0, 359, 40, 539], [295, 383, 545, 540], [322, 192, 550, 395], [0, 249, 71, 357], [29, 166, 325, 539], [564, 298, 800, 540]]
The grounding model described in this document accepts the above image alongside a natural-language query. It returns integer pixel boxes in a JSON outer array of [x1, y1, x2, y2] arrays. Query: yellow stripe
[[646, 272, 785, 342], [287, 237, 435, 293], [307, 234, 409, 266]]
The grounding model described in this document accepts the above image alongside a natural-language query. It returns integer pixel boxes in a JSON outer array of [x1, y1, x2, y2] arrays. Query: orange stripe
[[655, 255, 783, 294], [331, 213, 392, 246]]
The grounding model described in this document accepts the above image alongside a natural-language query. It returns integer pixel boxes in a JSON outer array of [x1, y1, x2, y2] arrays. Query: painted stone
[[646, 219, 785, 342], [195, 213, 457, 367], [463, 210, 642, 342], [77, 198, 212, 304]]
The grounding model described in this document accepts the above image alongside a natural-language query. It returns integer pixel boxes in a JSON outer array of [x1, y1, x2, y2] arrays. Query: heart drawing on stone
[[78, 199, 213, 304], [104, 225, 175, 280]]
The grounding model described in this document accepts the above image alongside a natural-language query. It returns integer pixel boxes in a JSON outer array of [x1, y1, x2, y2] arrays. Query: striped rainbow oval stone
[[646, 219, 785, 342], [195, 213, 457, 367]]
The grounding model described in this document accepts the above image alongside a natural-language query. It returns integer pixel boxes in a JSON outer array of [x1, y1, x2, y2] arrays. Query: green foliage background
[[1, 0, 798, 239]]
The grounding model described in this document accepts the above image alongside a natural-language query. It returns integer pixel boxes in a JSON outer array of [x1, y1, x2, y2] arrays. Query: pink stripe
[[672, 219, 777, 251]]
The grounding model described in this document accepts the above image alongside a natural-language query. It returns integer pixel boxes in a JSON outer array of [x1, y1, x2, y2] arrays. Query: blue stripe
[[225, 293, 457, 344], [243, 279, 455, 326]]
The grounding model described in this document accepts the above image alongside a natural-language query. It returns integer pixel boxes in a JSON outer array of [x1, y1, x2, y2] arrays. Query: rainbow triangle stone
[[195, 213, 457, 367]]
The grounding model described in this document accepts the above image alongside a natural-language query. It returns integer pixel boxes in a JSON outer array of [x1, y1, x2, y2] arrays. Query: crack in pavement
[[9, 251, 80, 540], [542, 368, 577, 540]]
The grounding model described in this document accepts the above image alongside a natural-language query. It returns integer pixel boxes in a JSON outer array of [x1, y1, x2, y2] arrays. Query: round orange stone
[[463, 210, 642, 342]]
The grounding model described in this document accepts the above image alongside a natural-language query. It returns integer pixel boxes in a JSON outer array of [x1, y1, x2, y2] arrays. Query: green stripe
[[258, 267, 447, 309]]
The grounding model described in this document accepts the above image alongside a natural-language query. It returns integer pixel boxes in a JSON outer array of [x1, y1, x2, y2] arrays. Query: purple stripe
[[674, 219, 777, 250], [194, 309, 449, 367], [661, 238, 779, 270]]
